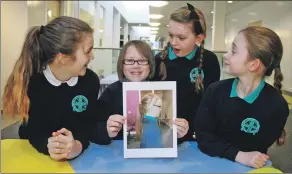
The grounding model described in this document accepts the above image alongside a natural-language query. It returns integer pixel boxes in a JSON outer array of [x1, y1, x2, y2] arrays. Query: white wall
[[98, 1, 114, 48], [122, 1, 150, 24], [1, 1, 28, 100], [225, 1, 292, 91], [130, 26, 151, 40], [27, 1, 45, 28]]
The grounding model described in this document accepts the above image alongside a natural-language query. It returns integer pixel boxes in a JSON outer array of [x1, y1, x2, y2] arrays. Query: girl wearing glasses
[[94, 40, 189, 144]]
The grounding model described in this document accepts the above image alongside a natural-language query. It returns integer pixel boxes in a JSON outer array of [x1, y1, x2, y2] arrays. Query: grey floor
[[267, 110, 292, 172], [2, 112, 292, 172]]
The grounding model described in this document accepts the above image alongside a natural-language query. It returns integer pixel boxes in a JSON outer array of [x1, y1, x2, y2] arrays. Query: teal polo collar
[[144, 115, 158, 122], [230, 78, 265, 104], [168, 45, 197, 60]]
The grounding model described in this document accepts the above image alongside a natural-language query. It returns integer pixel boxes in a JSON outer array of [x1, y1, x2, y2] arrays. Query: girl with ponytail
[[194, 26, 289, 169], [153, 3, 221, 143], [2, 16, 105, 161]]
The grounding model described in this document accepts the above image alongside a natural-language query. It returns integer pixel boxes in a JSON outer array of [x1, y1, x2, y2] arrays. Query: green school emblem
[[72, 95, 88, 112], [241, 118, 260, 135], [190, 67, 204, 83]]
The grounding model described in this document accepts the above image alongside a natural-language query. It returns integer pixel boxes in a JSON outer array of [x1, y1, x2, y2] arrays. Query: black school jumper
[[153, 47, 221, 143], [194, 78, 289, 161], [19, 69, 106, 155]]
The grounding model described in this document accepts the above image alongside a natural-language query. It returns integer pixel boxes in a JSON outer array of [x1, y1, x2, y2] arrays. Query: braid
[[273, 67, 283, 95], [194, 40, 205, 93], [273, 66, 286, 146], [159, 42, 170, 80], [276, 129, 286, 146]]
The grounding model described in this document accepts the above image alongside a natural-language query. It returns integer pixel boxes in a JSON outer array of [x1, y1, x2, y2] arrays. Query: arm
[[26, 94, 56, 155], [194, 84, 240, 161], [89, 83, 113, 144], [260, 100, 289, 148]]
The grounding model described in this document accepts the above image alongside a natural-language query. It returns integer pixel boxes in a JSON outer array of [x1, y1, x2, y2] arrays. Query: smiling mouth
[[131, 72, 141, 76]]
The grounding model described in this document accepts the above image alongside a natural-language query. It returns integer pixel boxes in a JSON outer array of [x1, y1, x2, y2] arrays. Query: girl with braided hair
[[153, 3, 221, 143], [135, 93, 164, 148], [194, 26, 288, 169]]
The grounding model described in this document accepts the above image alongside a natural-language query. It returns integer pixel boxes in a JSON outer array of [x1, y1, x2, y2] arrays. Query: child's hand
[[235, 151, 269, 168], [173, 118, 189, 138], [54, 128, 82, 159], [47, 133, 70, 161], [107, 114, 125, 138], [48, 128, 82, 160]]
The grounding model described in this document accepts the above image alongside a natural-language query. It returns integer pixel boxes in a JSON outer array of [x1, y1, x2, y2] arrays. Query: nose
[[170, 37, 177, 46], [132, 61, 140, 68], [90, 54, 94, 61], [223, 52, 229, 61]]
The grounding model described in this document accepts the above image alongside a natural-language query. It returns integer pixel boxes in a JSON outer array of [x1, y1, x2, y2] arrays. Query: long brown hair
[[117, 40, 155, 81], [135, 93, 161, 141], [160, 4, 207, 93], [2, 16, 93, 120], [240, 26, 285, 146]]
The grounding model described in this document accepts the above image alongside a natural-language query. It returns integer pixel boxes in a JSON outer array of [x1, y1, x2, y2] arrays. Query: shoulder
[[106, 80, 122, 91], [79, 68, 100, 86], [264, 83, 289, 112], [84, 68, 99, 81], [28, 73, 46, 94], [101, 81, 122, 96], [99, 80, 122, 101], [202, 48, 220, 65], [206, 78, 234, 93]]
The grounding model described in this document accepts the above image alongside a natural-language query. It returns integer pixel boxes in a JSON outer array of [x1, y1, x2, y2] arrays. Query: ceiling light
[[149, 14, 164, 19], [211, 11, 214, 14], [120, 27, 122, 29], [99, 30, 103, 33], [149, 22, 160, 27], [27, 1, 40, 7], [150, 27, 159, 30], [211, 26, 213, 29], [47, 10, 52, 18], [150, 31, 158, 34], [166, 24, 169, 27], [228, 1, 233, 3], [149, 1, 169, 7]]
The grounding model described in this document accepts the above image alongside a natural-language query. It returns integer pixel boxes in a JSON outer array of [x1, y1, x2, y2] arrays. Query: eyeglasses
[[123, 59, 149, 65]]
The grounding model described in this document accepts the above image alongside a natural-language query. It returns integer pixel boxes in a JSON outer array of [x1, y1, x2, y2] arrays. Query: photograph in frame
[[123, 81, 177, 158]]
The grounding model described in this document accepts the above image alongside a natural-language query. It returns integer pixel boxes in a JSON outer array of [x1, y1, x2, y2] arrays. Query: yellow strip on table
[[1, 139, 74, 173]]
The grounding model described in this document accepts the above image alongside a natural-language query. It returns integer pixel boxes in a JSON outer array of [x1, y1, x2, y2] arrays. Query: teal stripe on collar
[[168, 45, 197, 60], [230, 78, 265, 104], [144, 115, 158, 122]]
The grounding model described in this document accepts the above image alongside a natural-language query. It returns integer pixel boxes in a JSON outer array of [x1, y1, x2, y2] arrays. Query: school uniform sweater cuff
[[90, 121, 112, 145], [225, 147, 240, 162], [74, 133, 90, 152]]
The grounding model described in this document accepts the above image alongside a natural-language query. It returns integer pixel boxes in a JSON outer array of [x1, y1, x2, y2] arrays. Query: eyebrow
[[232, 42, 237, 49], [124, 57, 147, 60]]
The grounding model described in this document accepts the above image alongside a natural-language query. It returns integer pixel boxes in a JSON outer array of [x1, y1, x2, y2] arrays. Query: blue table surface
[[69, 140, 271, 173]]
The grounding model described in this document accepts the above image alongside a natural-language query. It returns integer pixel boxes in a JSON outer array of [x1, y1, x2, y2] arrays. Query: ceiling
[[146, 1, 257, 39]]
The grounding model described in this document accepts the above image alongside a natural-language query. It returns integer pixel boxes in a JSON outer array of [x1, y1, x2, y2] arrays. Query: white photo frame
[[123, 81, 177, 158]]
